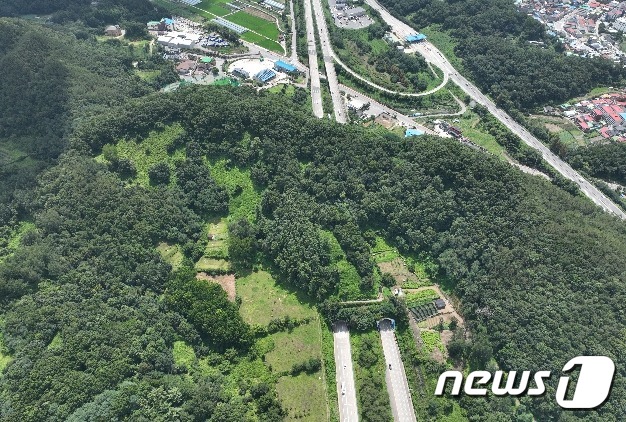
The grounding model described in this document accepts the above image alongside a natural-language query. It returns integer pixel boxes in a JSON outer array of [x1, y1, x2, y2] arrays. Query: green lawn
[[241, 31, 283, 53], [207, 158, 262, 222], [197, 0, 232, 16], [228, 11, 279, 39], [237, 271, 316, 326]]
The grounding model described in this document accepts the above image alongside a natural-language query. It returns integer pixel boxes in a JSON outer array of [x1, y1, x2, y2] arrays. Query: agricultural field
[[420, 330, 445, 355], [371, 236, 400, 263], [404, 288, 439, 308], [236, 271, 328, 421], [227, 11, 280, 40], [207, 157, 261, 222], [197, 0, 232, 16], [528, 114, 586, 148], [156, 242, 184, 271]]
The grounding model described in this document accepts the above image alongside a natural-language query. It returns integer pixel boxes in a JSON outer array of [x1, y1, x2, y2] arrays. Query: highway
[[379, 320, 417, 422], [366, 0, 626, 219], [333, 321, 359, 422], [302, 0, 324, 118], [310, 0, 347, 122]]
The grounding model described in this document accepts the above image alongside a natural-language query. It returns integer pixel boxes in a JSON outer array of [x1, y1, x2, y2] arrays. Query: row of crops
[[409, 302, 438, 322]]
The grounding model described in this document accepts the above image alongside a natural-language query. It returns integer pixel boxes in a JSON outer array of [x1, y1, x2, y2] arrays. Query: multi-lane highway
[[365, 0, 626, 219], [310, 0, 347, 122], [333, 322, 359, 422], [302, 0, 324, 118], [379, 320, 417, 422]]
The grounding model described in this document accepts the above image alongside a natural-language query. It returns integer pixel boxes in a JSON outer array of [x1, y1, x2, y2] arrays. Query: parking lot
[[328, 0, 373, 29]]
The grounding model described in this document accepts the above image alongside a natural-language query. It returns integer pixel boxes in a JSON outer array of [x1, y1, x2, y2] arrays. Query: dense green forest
[[377, 0, 625, 110], [2, 81, 625, 419]]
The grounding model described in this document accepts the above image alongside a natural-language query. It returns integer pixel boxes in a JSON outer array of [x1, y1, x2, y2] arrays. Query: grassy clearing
[[268, 84, 295, 96], [207, 158, 262, 222], [1, 221, 36, 263], [0, 143, 27, 166], [351, 330, 392, 422], [157, 242, 184, 271], [0, 321, 12, 376], [228, 11, 279, 40], [371, 236, 399, 263], [456, 112, 506, 159], [108, 123, 186, 187], [135, 70, 160, 81], [321, 231, 378, 300], [236, 270, 327, 420], [420, 330, 445, 355], [277, 373, 328, 422], [194, 257, 230, 272], [265, 323, 321, 373], [240, 31, 283, 53], [173, 340, 196, 369], [203, 218, 229, 259], [237, 271, 316, 326]]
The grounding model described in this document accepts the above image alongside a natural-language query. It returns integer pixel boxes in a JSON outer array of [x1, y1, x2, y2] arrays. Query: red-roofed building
[[602, 104, 623, 124], [576, 117, 591, 132], [600, 127, 612, 138]]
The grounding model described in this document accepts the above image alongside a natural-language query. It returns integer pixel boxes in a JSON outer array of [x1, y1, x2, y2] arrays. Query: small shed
[[434, 298, 446, 310]]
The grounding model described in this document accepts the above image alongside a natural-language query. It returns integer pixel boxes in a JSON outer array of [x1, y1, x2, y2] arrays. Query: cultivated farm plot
[[197, 0, 232, 16], [227, 11, 279, 40]]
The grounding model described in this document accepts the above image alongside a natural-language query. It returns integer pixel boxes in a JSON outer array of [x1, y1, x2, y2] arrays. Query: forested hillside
[[378, 0, 625, 110], [1, 84, 625, 419]]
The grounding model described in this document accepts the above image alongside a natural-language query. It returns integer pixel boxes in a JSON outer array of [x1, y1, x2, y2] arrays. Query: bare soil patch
[[244, 6, 275, 22], [196, 272, 236, 301], [377, 258, 419, 286]]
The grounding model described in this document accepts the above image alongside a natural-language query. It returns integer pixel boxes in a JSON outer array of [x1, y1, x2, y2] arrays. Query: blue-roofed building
[[405, 34, 427, 43], [405, 128, 424, 137], [254, 68, 276, 84], [620, 112, 626, 122], [274, 60, 297, 73], [162, 18, 175, 25]]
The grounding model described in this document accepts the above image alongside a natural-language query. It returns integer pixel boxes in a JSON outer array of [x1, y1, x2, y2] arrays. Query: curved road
[[366, 0, 626, 219]]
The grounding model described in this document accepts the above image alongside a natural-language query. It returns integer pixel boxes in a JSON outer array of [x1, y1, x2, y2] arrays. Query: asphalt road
[[366, 0, 626, 219], [310, 0, 347, 122], [302, 0, 324, 118], [333, 322, 359, 422], [379, 320, 417, 422]]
